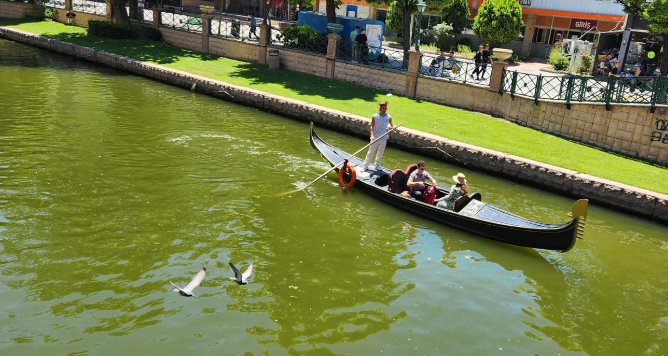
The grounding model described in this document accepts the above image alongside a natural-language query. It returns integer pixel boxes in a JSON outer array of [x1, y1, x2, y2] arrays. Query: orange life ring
[[338, 163, 356, 188]]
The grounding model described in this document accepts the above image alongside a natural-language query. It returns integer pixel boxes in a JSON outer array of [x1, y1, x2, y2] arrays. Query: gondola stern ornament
[[569, 199, 589, 239]]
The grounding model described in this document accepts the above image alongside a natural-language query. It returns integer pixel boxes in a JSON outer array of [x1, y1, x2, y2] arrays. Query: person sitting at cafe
[[407, 160, 437, 200]]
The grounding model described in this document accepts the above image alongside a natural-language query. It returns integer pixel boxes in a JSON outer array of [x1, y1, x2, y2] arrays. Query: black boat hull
[[309, 125, 588, 252]]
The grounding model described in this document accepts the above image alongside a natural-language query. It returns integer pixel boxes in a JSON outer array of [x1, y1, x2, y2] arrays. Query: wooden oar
[[276, 123, 403, 197]]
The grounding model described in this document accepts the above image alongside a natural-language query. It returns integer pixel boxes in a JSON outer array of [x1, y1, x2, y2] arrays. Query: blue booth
[[297, 11, 384, 59]]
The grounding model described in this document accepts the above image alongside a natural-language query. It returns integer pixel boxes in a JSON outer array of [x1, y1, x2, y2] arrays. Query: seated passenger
[[407, 160, 437, 200], [435, 173, 469, 210]]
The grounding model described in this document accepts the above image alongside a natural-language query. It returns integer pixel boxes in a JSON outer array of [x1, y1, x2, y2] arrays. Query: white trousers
[[364, 139, 388, 168]]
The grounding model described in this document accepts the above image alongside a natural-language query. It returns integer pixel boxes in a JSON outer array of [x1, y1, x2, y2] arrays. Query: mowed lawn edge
[[3, 19, 667, 194]]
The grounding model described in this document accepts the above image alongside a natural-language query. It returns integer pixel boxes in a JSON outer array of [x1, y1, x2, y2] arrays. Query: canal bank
[[1, 26, 667, 223]]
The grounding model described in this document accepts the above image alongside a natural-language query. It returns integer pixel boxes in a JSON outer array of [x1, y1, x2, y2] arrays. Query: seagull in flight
[[229, 262, 253, 285], [170, 267, 206, 297]]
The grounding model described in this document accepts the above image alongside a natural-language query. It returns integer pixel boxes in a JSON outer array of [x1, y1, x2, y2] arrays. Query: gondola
[[310, 125, 588, 252]]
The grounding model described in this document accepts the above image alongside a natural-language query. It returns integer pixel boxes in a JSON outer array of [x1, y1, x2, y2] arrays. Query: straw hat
[[452, 173, 467, 185]]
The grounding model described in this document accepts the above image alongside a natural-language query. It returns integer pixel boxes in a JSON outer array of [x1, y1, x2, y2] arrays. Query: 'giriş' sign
[[570, 19, 598, 31]]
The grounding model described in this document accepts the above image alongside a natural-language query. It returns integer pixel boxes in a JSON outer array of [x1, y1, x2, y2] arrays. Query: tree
[[645, 0, 668, 75], [109, 0, 131, 24], [441, 0, 469, 46], [366, 0, 453, 54], [322, 0, 344, 23], [602, 0, 668, 75], [472, 0, 522, 47]]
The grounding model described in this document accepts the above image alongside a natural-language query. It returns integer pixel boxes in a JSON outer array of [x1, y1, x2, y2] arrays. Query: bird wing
[[229, 262, 242, 281], [170, 281, 184, 293], [241, 264, 253, 283], [183, 267, 206, 293]]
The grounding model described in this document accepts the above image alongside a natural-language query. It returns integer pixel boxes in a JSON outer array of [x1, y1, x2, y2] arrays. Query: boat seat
[[454, 192, 482, 212], [389, 164, 418, 193]]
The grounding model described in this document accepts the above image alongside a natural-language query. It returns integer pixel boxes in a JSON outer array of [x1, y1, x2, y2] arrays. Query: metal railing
[[72, 0, 106, 15], [160, 10, 202, 33], [335, 42, 408, 71], [500, 69, 668, 107], [420, 53, 492, 85], [211, 18, 260, 43], [34, 0, 66, 8]]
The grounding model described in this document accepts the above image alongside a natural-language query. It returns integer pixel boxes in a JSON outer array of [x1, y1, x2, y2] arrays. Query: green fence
[[500, 68, 668, 108]]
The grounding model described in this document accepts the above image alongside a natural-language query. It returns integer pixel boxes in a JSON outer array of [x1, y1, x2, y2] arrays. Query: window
[[376, 9, 387, 22], [516, 25, 526, 41], [551, 30, 563, 45], [534, 27, 548, 43], [518, 0, 531, 5]]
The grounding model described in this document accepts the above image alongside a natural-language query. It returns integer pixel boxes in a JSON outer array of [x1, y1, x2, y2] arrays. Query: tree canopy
[[441, 0, 470, 36], [366, 0, 453, 53], [472, 0, 523, 47]]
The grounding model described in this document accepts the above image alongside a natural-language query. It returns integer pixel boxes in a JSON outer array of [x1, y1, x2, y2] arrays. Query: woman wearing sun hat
[[435, 173, 469, 210]]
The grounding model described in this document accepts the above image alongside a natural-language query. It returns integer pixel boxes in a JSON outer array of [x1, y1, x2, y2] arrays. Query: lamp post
[[415, 1, 427, 52]]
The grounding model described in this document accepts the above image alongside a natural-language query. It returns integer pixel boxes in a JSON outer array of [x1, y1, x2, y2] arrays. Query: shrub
[[433, 23, 453, 51], [43, 6, 55, 20], [89, 21, 137, 39], [456, 44, 474, 57], [548, 46, 570, 71], [279, 25, 328, 54], [473, 0, 523, 46], [139, 26, 163, 41], [88, 21, 163, 41], [579, 54, 593, 73], [419, 29, 436, 46]]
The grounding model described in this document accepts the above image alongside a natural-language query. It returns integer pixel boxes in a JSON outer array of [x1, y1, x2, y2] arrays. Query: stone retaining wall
[[209, 34, 260, 63], [334, 61, 407, 94], [1, 26, 667, 224], [53, 8, 108, 27], [275, 48, 328, 77], [0, 1, 42, 19], [493, 97, 668, 163]]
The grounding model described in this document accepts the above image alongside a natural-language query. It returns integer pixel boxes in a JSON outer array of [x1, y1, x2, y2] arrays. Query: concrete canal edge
[[2, 27, 667, 224]]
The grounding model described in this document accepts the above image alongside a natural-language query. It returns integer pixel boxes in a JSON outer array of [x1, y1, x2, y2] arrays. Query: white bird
[[170, 267, 206, 297], [229, 262, 253, 285]]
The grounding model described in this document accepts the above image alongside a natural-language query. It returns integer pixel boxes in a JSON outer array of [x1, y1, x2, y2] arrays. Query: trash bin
[[269, 49, 280, 70]]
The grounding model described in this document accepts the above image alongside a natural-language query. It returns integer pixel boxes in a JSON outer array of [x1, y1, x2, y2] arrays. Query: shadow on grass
[[46, 33, 219, 64], [228, 62, 379, 102]]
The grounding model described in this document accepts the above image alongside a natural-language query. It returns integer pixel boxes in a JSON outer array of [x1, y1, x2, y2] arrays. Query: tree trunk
[[402, 7, 411, 53], [110, 0, 131, 24], [129, 1, 141, 21], [401, 8, 412, 69], [326, 0, 335, 23], [661, 36, 668, 77]]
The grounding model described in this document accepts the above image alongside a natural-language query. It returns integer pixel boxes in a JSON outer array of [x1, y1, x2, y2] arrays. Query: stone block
[[572, 174, 657, 217], [653, 197, 668, 223]]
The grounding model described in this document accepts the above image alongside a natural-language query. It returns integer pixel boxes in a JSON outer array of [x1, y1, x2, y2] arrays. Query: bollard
[[268, 49, 280, 70]]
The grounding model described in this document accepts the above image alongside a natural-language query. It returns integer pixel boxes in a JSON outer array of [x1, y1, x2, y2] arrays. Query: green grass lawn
[[3, 19, 668, 194]]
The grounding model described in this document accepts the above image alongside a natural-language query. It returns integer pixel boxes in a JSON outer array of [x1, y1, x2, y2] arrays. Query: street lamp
[[415, 1, 427, 52]]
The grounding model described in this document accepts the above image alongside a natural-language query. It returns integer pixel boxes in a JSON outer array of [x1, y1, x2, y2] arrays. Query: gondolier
[[363, 101, 395, 171]]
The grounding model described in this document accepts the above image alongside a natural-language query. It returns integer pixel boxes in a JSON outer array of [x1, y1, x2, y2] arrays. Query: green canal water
[[1, 39, 667, 355]]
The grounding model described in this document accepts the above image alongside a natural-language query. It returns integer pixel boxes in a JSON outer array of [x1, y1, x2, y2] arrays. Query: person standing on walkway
[[355, 29, 369, 65], [363, 101, 395, 171], [350, 26, 360, 63], [481, 44, 493, 80], [472, 45, 484, 80], [249, 12, 258, 40]]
